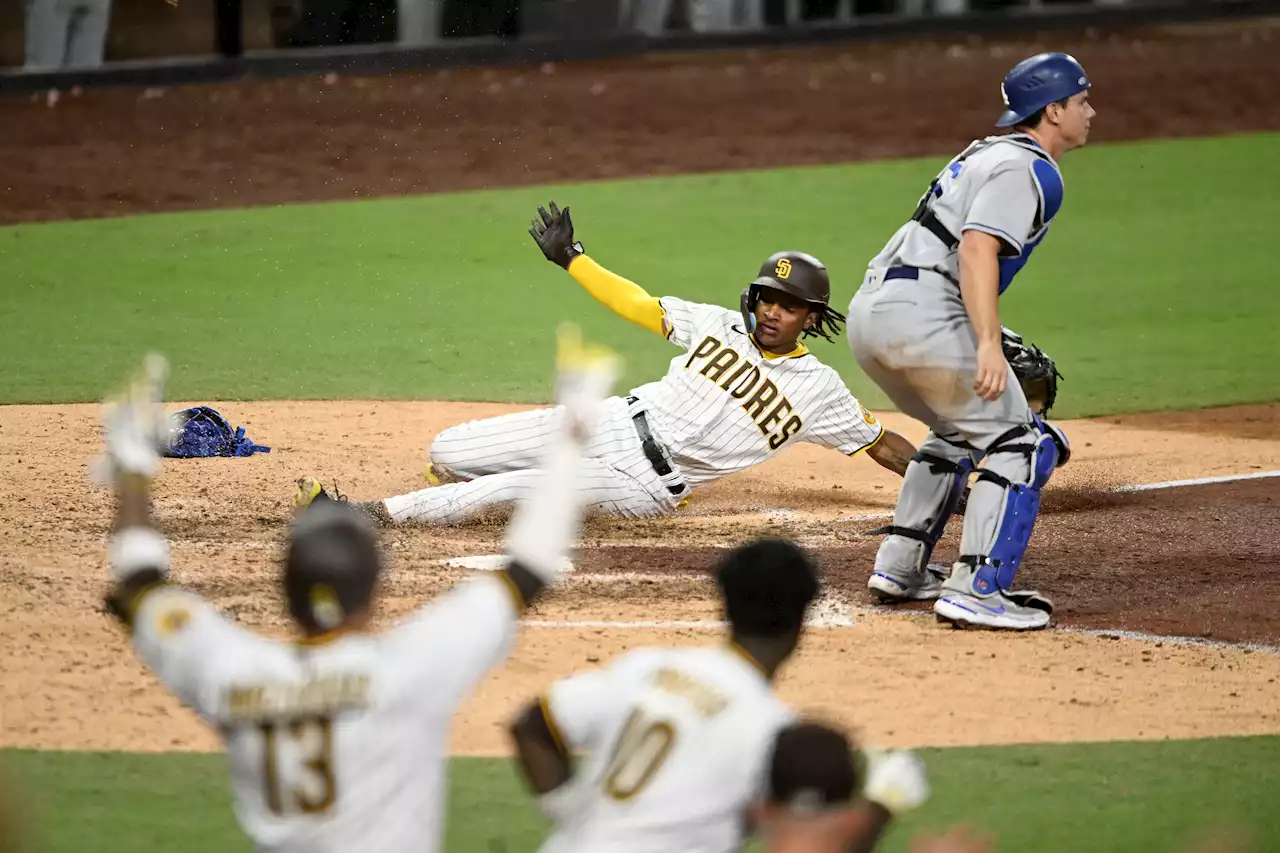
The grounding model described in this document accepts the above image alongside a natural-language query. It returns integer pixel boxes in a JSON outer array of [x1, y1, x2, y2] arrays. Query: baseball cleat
[[292, 475, 331, 511], [867, 563, 949, 603], [932, 564, 1052, 631], [423, 462, 467, 486]]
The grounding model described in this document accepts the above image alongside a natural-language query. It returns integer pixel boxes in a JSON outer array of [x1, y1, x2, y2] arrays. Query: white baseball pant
[[384, 397, 683, 525]]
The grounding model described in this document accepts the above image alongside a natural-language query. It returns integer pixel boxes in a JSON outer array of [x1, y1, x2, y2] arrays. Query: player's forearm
[[503, 426, 585, 595], [568, 255, 666, 337], [957, 232, 1002, 347], [510, 703, 575, 794], [114, 471, 154, 532], [107, 471, 171, 629], [866, 430, 915, 477]]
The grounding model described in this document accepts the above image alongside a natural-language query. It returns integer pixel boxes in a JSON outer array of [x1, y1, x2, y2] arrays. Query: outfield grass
[[6, 737, 1279, 853], [2, 133, 1277, 417]]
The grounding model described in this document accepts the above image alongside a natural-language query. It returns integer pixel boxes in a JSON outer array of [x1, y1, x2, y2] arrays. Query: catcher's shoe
[[933, 562, 1052, 631], [867, 563, 950, 603]]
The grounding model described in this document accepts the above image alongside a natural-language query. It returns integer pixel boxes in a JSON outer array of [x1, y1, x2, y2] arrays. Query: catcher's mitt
[[1001, 327, 1062, 415]]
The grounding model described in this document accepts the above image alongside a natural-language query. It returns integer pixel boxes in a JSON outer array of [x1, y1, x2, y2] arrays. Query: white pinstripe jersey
[[128, 575, 520, 853], [629, 297, 884, 488], [539, 645, 796, 853]]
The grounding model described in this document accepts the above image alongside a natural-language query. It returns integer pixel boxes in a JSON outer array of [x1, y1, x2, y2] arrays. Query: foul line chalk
[[526, 607, 1280, 654], [855, 603, 1280, 654], [831, 469, 1280, 521], [443, 554, 574, 572], [1060, 625, 1280, 654], [1114, 469, 1280, 492], [524, 592, 855, 630]]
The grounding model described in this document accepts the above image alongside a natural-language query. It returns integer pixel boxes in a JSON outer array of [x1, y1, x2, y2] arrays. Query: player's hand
[[529, 201, 584, 270], [862, 748, 929, 816], [92, 353, 172, 484], [974, 339, 1008, 402]]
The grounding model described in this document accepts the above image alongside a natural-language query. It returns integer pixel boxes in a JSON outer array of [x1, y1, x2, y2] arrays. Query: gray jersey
[[868, 134, 1065, 294]]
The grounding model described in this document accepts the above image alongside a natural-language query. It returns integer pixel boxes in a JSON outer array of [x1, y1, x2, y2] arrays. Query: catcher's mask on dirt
[[285, 500, 382, 635], [740, 251, 846, 343], [715, 538, 820, 639]]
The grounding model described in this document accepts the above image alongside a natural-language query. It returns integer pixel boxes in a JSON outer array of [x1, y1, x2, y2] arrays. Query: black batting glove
[[529, 201, 584, 270]]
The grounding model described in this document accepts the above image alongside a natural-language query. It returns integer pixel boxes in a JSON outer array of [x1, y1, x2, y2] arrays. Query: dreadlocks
[[802, 304, 847, 343]]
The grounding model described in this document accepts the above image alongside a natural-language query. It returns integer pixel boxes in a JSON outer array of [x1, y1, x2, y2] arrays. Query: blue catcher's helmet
[[996, 53, 1090, 128]]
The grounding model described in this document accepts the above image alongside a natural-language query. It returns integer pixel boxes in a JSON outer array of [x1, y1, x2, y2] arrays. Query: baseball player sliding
[[847, 52, 1092, 631], [506, 538, 929, 853], [95, 327, 620, 853], [294, 202, 918, 525]]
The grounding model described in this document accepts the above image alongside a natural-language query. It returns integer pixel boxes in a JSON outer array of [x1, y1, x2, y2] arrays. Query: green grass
[[5, 737, 1279, 852], [1, 133, 1277, 416]]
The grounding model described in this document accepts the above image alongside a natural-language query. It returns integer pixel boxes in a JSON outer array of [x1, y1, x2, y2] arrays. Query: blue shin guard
[[967, 426, 1061, 594]]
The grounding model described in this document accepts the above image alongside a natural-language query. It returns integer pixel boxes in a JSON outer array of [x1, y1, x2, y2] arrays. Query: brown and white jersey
[[628, 297, 884, 488], [539, 644, 796, 853], [128, 575, 521, 853]]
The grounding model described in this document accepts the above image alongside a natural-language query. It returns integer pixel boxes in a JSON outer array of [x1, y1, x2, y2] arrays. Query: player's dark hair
[[284, 500, 382, 635], [768, 722, 865, 813], [802, 305, 846, 344], [1014, 96, 1071, 132], [715, 538, 820, 637]]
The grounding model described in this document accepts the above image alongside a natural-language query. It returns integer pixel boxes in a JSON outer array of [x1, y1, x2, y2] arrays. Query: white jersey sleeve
[[963, 163, 1040, 255], [542, 658, 632, 751], [658, 296, 738, 351], [800, 377, 886, 455], [131, 585, 262, 720], [383, 574, 521, 714]]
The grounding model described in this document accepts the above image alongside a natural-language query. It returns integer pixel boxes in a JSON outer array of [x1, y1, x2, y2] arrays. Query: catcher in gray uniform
[[847, 52, 1094, 631]]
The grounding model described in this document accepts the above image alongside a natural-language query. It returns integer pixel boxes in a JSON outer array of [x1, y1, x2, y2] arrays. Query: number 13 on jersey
[[259, 716, 337, 815]]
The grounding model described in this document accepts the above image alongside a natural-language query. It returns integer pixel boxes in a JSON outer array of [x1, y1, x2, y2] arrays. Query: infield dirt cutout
[[4, 17, 1280, 756], [2, 401, 1279, 756]]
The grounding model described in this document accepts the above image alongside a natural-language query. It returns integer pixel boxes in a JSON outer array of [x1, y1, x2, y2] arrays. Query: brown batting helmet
[[284, 499, 383, 635], [750, 251, 833, 307], [740, 251, 845, 342]]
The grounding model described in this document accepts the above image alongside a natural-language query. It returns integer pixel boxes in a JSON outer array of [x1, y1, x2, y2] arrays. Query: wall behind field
[[0, 0, 281, 68]]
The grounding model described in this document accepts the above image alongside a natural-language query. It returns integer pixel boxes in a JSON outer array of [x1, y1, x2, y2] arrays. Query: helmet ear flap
[[740, 286, 757, 335]]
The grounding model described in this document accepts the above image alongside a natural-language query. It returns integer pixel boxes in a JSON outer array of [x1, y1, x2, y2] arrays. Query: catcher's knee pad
[[965, 425, 1059, 592], [874, 449, 972, 573]]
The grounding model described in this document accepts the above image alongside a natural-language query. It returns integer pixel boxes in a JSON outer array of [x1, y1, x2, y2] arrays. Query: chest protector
[[910, 134, 1064, 294]]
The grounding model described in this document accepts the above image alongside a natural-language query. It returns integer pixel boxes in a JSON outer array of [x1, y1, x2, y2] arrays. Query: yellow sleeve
[[567, 256, 667, 338]]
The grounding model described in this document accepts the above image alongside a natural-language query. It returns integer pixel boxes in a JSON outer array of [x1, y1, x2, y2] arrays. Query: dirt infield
[[1, 18, 1278, 224], [3, 17, 1280, 756], [2, 401, 1279, 755]]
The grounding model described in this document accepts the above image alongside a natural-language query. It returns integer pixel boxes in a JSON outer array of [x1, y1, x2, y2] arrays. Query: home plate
[[443, 554, 575, 573]]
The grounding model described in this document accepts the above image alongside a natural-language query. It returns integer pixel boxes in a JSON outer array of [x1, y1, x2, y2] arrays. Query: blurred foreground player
[[508, 540, 928, 853], [756, 722, 991, 853], [95, 327, 619, 853]]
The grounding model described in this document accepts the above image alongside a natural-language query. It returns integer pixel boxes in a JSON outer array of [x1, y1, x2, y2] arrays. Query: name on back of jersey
[[225, 673, 372, 722], [652, 667, 730, 717], [685, 335, 803, 450]]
